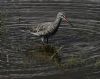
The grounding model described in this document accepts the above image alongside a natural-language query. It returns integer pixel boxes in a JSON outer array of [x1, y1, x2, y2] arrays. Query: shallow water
[[0, 0, 100, 79]]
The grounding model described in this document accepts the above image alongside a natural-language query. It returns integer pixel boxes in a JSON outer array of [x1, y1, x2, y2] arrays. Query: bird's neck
[[54, 17, 62, 27]]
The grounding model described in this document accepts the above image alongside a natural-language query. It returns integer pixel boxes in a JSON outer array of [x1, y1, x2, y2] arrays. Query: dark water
[[0, 0, 100, 79]]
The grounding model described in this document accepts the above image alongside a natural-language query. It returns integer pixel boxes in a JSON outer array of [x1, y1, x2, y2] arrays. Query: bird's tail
[[19, 27, 39, 36], [30, 32, 39, 36]]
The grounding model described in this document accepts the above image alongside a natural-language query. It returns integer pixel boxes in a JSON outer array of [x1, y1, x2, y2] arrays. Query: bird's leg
[[41, 37, 45, 44], [41, 36, 49, 44], [46, 37, 48, 44]]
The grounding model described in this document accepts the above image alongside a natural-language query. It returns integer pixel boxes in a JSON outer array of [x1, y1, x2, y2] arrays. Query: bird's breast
[[46, 25, 59, 36]]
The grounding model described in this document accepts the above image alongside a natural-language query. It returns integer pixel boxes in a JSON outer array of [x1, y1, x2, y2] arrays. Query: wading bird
[[25, 12, 73, 44]]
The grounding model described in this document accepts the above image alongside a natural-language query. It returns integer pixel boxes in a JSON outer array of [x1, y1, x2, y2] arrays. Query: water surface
[[0, 0, 100, 79]]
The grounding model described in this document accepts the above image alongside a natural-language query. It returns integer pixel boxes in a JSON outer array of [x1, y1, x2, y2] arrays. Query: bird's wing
[[32, 22, 52, 33], [30, 22, 53, 36]]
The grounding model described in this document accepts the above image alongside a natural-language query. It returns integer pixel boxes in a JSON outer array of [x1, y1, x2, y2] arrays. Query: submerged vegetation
[[66, 56, 84, 69], [24, 43, 100, 73], [25, 44, 83, 68], [24, 44, 62, 65], [95, 60, 100, 68]]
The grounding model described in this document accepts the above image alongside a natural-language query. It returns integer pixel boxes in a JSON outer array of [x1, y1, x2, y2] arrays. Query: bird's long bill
[[63, 15, 74, 27]]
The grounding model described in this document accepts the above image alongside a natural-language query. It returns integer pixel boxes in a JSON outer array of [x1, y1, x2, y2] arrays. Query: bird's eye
[[61, 15, 63, 17], [61, 15, 64, 17]]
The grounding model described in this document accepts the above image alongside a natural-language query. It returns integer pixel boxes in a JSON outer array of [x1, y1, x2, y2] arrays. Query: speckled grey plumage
[[29, 12, 66, 43]]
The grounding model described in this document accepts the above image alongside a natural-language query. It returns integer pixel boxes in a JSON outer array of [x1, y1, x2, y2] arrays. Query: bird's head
[[57, 12, 74, 27], [57, 12, 65, 18]]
